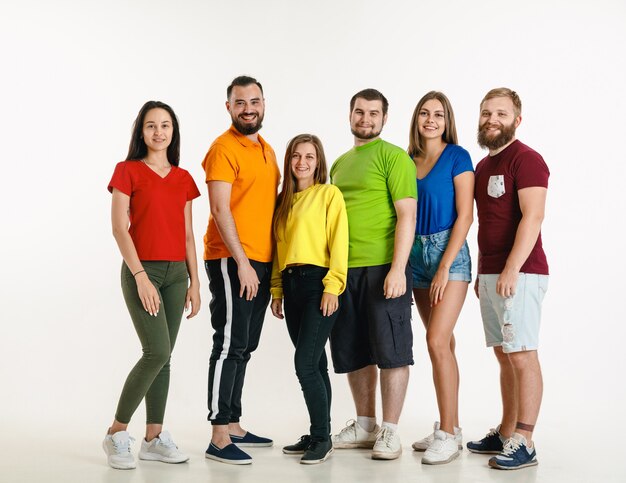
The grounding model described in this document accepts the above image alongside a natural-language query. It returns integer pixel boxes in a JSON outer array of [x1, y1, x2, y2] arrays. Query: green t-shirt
[[330, 138, 417, 267]]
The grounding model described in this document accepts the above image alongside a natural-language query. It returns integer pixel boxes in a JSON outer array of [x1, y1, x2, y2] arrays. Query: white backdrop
[[1, 0, 625, 454]]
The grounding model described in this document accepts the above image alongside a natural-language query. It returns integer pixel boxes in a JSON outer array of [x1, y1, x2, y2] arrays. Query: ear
[[514, 115, 522, 128], [382, 113, 388, 126], [225, 100, 231, 113]]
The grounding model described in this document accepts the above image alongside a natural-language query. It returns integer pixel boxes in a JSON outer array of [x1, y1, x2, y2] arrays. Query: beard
[[477, 120, 516, 150], [232, 112, 264, 136], [351, 125, 382, 141]]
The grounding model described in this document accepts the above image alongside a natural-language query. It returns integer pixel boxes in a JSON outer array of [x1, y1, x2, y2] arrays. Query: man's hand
[[383, 266, 406, 299]]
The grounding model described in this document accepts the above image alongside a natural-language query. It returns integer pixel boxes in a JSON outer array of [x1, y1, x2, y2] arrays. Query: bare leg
[[347, 365, 378, 418], [228, 422, 246, 437], [211, 424, 231, 448], [380, 366, 409, 424], [494, 346, 517, 438], [109, 420, 128, 435], [145, 423, 163, 441], [507, 350, 543, 443]]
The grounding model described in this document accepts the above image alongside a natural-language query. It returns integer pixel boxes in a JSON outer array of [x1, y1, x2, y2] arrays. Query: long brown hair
[[273, 134, 328, 241], [408, 91, 458, 160], [126, 101, 180, 166]]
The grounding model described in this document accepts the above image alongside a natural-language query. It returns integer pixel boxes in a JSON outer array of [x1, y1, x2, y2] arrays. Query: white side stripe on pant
[[210, 258, 233, 419]]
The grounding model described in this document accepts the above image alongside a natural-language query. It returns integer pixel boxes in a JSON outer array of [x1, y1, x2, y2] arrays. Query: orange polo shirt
[[202, 125, 279, 262]]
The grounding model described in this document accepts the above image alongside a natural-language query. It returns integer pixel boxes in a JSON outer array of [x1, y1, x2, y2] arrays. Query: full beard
[[232, 113, 264, 136], [477, 121, 516, 150], [351, 126, 382, 141]]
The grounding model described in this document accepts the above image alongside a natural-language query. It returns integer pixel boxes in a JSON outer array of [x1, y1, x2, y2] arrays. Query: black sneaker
[[467, 426, 504, 454], [300, 440, 333, 465], [283, 435, 311, 455]]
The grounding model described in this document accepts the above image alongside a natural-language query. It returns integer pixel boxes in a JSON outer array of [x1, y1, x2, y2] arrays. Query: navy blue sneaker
[[230, 431, 273, 447], [205, 443, 252, 465], [489, 434, 538, 470], [467, 426, 504, 454]]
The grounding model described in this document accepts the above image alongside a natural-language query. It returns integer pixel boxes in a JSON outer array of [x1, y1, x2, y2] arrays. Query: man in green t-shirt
[[330, 88, 417, 460]]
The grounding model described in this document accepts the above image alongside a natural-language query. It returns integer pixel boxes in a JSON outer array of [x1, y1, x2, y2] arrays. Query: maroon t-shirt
[[474, 140, 549, 275]]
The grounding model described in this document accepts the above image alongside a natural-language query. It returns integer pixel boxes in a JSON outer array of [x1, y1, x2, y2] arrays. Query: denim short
[[479, 273, 548, 353], [409, 229, 472, 289]]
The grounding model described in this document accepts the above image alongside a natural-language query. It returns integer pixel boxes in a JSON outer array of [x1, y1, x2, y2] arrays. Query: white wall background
[[1, 0, 625, 459]]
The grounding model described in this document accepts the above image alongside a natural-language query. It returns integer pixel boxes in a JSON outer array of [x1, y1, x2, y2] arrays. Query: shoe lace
[[377, 427, 394, 447], [485, 427, 499, 438], [113, 436, 135, 454], [156, 436, 177, 450], [339, 419, 357, 437], [501, 437, 522, 456]]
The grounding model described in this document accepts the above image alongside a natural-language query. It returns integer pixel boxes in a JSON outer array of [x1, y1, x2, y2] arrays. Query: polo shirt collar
[[229, 124, 267, 149]]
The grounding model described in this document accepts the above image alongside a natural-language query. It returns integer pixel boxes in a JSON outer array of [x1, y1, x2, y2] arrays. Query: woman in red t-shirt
[[103, 101, 201, 469]]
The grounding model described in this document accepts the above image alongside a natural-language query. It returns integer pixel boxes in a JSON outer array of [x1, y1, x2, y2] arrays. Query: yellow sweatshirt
[[271, 183, 348, 299]]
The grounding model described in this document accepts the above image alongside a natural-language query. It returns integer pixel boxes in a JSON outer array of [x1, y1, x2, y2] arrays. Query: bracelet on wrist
[[133, 269, 146, 277]]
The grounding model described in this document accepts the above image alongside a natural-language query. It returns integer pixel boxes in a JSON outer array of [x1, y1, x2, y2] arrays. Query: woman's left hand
[[320, 293, 339, 317], [430, 268, 449, 306], [185, 283, 201, 319]]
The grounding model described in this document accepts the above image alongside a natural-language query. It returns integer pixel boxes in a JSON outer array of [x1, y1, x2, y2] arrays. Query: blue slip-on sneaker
[[205, 443, 252, 465], [467, 425, 504, 454], [488, 434, 538, 470], [229, 431, 273, 447]]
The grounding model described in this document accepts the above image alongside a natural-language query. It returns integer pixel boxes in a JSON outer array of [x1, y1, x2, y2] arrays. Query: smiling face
[[477, 96, 521, 152], [227, 83, 265, 136], [290, 142, 318, 191], [350, 97, 387, 143], [417, 99, 446, 140], [142, 108, 173, 154]]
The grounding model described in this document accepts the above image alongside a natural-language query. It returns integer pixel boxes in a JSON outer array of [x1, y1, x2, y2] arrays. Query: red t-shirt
[[474, 140, 549, 275], [108, 161, 201, 261]]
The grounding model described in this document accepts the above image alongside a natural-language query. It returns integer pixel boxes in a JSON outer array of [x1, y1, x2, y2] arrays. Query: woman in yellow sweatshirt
[[270, 134, 349, 465]]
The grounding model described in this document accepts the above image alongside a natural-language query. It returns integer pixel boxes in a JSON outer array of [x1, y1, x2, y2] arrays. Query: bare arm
[[111, 188, 160, 316], [383, 197, 417, 299], [430, 171, 474, 305], [208, 180, 259, 300], [184, 200, 201, 318], [497, 186, 547, 297]]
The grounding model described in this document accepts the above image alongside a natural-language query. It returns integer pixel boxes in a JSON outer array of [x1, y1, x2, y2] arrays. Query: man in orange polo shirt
[[202, 75, 280, 465]]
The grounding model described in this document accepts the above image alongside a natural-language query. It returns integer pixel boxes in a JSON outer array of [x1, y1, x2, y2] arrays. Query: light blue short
[[478, 273, 549, 353], [409, 229, 472, 289]]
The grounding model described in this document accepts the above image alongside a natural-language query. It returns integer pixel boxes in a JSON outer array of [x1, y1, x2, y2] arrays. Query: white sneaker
[[422, 430, 460, 465], [103, 430, 136, 470], [332, 419, 380, 449], [412, 422, 463, 451], [371, 426, 402, 460], [139, 430, 189, 463]]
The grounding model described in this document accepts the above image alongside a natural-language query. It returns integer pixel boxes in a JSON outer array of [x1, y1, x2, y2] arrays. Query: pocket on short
[[387, 306, 412, 358], [487, 175, 505, 198]]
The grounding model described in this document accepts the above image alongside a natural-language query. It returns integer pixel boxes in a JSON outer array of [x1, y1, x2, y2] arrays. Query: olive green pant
[[115, 261, 188, 424]]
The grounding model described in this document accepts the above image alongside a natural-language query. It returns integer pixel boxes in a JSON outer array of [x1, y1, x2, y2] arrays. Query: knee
[[144, 346, 171, 369], [507, 350, 538, 371], [426, 334, 451, 360]]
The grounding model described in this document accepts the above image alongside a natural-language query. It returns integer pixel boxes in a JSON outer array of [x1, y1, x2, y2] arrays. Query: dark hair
[[227, 75, 263, 100], [126, 101, 180, 166], [408, 91, 458, 159], [350, 88, 389, 116], [273, 134, 328, 241]]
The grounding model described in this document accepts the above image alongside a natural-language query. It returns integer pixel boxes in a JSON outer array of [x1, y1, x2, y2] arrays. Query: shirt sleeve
[[451, 146, 474, 178], [514, 151, 550, 190], [270, 252, 283, 299], [386, 150, 417, 202], [185, 171, 202, 201], [107, 161, 132, 195], [202, 142, 238, 184], [322, 186, 349, 296]]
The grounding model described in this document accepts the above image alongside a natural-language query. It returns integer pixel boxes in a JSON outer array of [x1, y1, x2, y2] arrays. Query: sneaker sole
[[138, 452, 189, 463], [489, 458, 538, 470], [300, 448, 334, 464], [205, 453, 252, 465], [413, 443, 462, 452], [333, 441, 376, 449], [422, 450, 460, 465], [467, 447, 502, 454], [371, 449, 402, 460], [282, 448, 306, 455]]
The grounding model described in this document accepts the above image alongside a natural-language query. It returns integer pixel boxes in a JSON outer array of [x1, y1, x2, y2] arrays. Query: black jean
[[283, 265, 339, 441]]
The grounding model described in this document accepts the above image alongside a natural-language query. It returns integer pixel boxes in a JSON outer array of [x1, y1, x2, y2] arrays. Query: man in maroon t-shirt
[[467, 88, 550, 471]]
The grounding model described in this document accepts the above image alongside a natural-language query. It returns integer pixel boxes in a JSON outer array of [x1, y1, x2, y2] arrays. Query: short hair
[[408, 91, 458, 160], [126, 100, 180, 166], [481, 87, 522, 117], [350, 88, 389, 116], [227, 75, 263, 100]]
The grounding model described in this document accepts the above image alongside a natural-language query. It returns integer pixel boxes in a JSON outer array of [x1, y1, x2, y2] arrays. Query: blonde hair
[[481, 88, 522, 117]]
